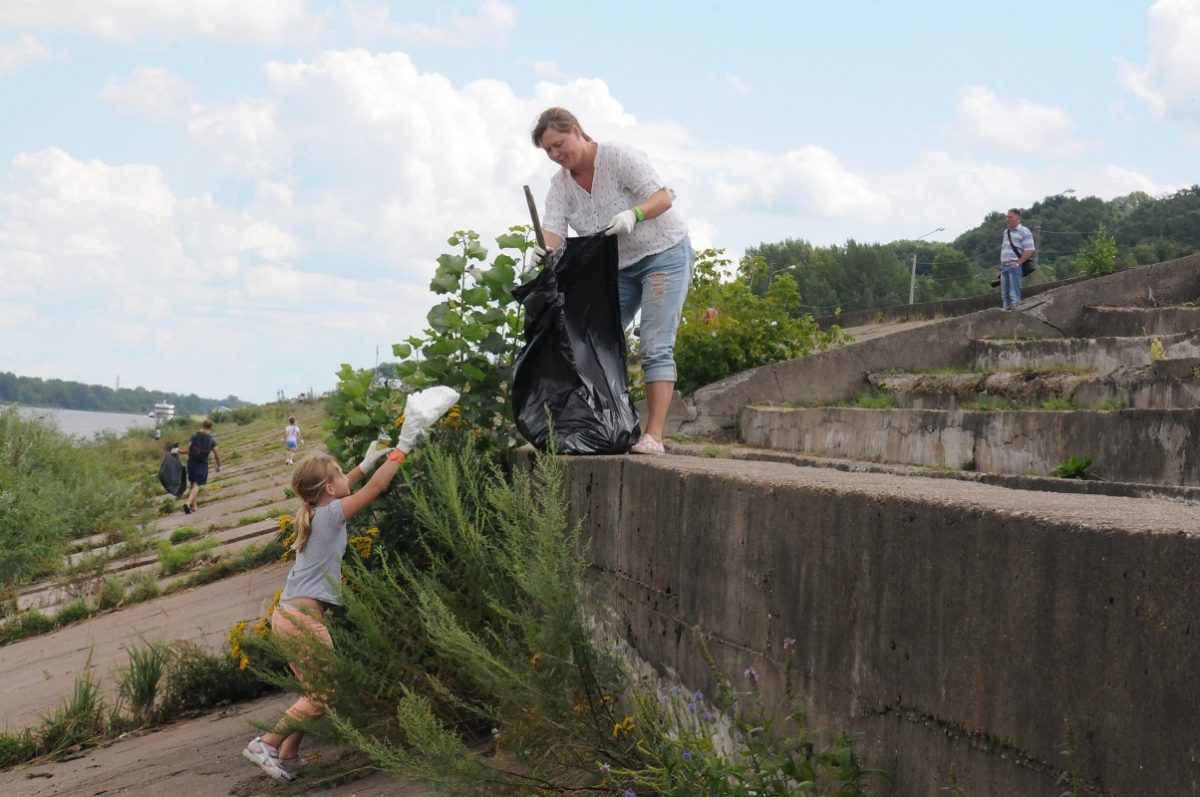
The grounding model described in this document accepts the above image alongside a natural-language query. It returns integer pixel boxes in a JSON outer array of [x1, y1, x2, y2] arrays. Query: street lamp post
[[909, 226, 945, 305]]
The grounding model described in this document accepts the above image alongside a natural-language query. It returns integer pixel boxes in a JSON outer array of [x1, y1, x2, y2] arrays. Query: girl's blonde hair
[[530, 107, 593, 147], [290, 453, 341, 553]]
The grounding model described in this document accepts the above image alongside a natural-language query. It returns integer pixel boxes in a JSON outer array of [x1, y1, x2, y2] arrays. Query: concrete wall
[[558, 453, 1200, 796]]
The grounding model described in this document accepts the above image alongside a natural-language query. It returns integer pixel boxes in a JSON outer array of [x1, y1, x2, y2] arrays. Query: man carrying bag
[[998, 208, 1035, 310]]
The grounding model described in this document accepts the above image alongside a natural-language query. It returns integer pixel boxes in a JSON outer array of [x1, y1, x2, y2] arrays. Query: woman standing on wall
[[531, 107, 694, 455]]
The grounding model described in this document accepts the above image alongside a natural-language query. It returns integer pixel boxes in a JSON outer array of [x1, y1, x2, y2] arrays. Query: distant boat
[[149, 401, 175, 424]]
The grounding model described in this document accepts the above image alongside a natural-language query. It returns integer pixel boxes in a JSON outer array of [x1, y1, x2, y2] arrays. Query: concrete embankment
[[559, 452, 1200, 796]]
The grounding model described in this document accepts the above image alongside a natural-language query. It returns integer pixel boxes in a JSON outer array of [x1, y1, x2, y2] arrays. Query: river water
[[6, 405, 158, 439]]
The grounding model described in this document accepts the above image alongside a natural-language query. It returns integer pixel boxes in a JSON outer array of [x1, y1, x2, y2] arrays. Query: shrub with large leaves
[[390, 228, 535, 451], [323, 227, 537, 467]]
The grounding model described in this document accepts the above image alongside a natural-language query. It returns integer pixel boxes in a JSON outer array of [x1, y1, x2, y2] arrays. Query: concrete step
[[1078, 304, 1200, 337], [739, 405, 1200, 485], [665, 439, 1200, 502], [867, 357, 1200, 410], [969, 331, 1200, 372], [865, 369, 1089, 410], [16, 519, 281, 616]]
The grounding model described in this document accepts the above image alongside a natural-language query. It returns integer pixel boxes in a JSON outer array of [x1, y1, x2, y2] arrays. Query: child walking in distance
[[283, 416, 303, 466], [242, 386, 459, 781]]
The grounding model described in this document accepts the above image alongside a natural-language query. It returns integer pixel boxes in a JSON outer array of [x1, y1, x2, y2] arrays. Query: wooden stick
[[523, 185, 545, 249]]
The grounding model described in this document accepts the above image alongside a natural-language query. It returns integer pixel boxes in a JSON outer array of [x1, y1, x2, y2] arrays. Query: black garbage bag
[[511, 234, 640, 454], [157, 450, 187, 498]]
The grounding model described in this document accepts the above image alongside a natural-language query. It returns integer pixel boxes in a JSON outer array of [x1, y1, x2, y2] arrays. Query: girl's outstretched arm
[[341, 452, 404, 521]]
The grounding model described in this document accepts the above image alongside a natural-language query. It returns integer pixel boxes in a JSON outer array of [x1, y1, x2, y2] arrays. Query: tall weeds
[[0, 408, 154, 588], [286, 443, 884, 796]]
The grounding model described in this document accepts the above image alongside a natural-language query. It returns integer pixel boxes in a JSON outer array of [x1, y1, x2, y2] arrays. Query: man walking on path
[[999, 208, 1035, 311], [184, 419, 221, 514]]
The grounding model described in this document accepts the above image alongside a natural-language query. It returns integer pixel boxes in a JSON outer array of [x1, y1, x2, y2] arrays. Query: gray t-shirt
[[280, 499, 347, 606]]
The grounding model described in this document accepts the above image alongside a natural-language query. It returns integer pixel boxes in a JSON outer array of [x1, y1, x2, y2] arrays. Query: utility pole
[[909, 251, 918, 304], [909, 226, 945, 304]]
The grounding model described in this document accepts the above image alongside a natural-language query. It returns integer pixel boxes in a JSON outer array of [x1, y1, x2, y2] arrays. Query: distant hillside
[[0, 372, 248, 415], [746, 186, 1200, 314], [952, 185, 1200, 276]]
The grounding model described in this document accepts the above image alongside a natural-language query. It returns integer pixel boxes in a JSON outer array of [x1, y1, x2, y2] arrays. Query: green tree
[[1074, 223, 1118, 276], [926, 248, 980, 300]]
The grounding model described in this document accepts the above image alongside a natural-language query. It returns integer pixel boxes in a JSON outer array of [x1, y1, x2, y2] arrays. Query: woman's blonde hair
[[290, 453, 341, 553], [531, 107, 592, 147]]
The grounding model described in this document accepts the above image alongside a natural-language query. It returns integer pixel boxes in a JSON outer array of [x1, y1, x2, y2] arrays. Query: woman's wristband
[[633, 206, 645, 223]]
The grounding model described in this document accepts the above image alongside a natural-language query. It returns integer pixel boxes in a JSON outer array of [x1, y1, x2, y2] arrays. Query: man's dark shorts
[[189, 464, 209, 486]]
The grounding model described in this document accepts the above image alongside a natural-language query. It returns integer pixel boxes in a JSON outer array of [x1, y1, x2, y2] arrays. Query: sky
[[1, 1, 1197, 404]]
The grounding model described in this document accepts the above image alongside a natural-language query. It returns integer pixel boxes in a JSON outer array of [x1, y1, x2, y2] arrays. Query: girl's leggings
[[270, 602, 333, 724]]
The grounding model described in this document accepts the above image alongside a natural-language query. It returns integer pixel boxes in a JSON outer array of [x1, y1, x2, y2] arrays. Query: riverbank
[[4, 404, 156, 438]]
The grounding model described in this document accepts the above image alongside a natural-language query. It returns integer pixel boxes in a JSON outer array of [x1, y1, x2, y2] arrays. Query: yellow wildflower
[[349, 527, 380, 559], [277, 514, 296, 560], [611, 715, 635, 738], [439, 403, 466, 429]]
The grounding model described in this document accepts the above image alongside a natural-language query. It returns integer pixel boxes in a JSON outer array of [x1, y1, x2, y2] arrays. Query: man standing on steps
[[999, 208, 1035, 311], [184, 418, 221, 514]]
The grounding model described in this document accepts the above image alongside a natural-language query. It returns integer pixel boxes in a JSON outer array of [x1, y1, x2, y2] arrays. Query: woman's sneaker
[[629, 434, 665, 455], [243, 736, 292, 781]]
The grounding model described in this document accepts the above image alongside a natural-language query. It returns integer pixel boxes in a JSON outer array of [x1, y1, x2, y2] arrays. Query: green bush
[[154, 641, 275, 721], [209, 405, 261, 425], [125, 572, 161, 603], [169, 526, 203, 544], [156, 539, 218, 577], [673, 250, 853, 395], [94, 575, 127, 611], [54, 598, 90, 627], [1051, 455, 1102, 480], [0, 609, 53, 643]]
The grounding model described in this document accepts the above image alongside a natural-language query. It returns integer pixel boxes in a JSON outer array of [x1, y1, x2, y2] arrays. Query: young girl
[[283, 416, 303, 466], [242, 386, 458, 781]]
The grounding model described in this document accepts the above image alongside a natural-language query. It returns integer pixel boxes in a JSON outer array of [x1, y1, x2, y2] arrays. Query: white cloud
[[187, 99, 289, 177], [0, 0, 320, 46], [955, 85, 1082, 156], [1117, 0, 1200, 137], [517, 56, 568, 81], [723, 74, 751, 96], [101, 67, 191, 118], [0, 146, 416, 400], [1090, 164, 1177, 199], [700, 146, 890, 221], [345, 0, 518, 49], [0, 33, 53, 79]]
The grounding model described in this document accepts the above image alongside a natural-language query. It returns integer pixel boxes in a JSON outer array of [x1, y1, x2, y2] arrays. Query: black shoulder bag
[[1007, 228, 1035, 276]]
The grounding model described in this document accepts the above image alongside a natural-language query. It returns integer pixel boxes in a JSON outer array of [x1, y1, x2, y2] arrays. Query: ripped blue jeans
[[617, 237, 694, 383]]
